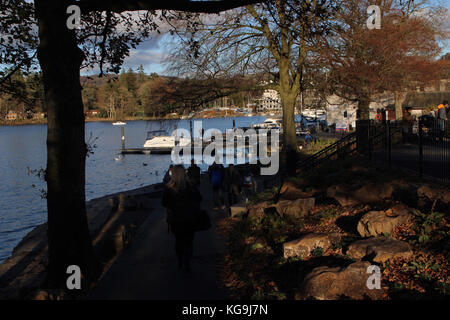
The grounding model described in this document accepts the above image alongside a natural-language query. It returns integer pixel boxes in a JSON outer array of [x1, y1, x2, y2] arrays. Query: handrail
[[297, 131, 357, 169]]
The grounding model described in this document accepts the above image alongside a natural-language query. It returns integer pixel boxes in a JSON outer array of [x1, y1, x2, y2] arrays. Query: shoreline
[[0, 114, 265, 127], [0, 181, 164, 299]]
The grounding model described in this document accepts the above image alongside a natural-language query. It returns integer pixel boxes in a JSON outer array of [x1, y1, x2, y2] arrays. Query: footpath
[[89, 175, 228, 300]]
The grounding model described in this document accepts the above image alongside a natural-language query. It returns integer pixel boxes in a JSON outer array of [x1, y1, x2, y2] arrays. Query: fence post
[[190, 120, 194, 161], [419, 119, 423, 178], [368, 120, 372, 160], [387, 120, 391, 168], [121, 126, 125, 150]]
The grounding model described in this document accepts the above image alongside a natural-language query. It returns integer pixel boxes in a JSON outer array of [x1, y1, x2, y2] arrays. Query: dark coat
[[187, 164, 201, 185], [223, 167, 242, 191], [162, 183, 202, 232]]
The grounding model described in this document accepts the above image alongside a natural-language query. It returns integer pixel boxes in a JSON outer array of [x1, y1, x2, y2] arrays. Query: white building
[[325, 95, 358, 130], [257, 89, 281, 113]]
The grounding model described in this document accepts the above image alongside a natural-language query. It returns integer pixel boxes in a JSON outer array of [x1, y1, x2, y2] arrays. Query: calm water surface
[[0, 116, 265, 263]]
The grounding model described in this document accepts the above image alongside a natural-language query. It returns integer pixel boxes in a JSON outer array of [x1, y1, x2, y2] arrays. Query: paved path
[[88, 175, 229, 300]]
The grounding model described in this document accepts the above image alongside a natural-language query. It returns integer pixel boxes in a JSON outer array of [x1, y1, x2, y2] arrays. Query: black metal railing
[[356, 118, 450, 183], [297, 131, 358, 171]]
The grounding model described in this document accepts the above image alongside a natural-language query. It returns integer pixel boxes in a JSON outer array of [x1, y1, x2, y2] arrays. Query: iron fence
[[356, 118, 450, 183]]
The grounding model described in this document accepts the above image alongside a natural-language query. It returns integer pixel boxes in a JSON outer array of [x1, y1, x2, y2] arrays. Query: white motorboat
[[143, 130, 190, 148], [112, 121, 126, 126], [250, 118, 282, 130]]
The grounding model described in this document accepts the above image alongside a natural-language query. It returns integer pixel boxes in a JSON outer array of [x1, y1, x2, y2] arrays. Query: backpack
[[243, 174, 253, 187]]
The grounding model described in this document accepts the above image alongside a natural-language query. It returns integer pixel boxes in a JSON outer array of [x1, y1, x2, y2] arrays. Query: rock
[[274, 198, 315, 218], [327, 184, 359, 207], [327, 183, 393, 207], [346, 237, 413, 263], [357, 206, 415, 237], [230, 203, 247, 218], [353, 183, 393, 204], [29, 289, 68, 300], [297, 261, 385, 300], [280, 180, 316, 200], [283, 233, 341, 259], [247, 201, 271, 219], [247, 236, 274, 254], [417, 185, 450, 204], [326, 185, 352, 198]]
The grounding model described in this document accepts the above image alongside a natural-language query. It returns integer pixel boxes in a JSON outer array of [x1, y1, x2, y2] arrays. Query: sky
[[110, 1, 450, 77], [119, 34, 170, 75], [18, 0, 450, 78]]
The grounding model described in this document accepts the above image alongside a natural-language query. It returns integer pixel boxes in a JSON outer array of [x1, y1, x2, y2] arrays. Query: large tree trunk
[[280, 91, 297, 151], [394, 91, 407, 120], [356, 98, 371, 155], [35, 0, 99, 288], [278, 59, 298, 152], [357, 99, 371, 120]]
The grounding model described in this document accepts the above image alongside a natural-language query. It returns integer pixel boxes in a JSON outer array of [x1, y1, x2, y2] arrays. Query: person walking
[[162, 165, 202, 271], [187, 159, 201, 186], [224, 164, 242, 206], [208, 161, 225, 209], [437, 100, 448, 141], [242, 168, 257, 203]]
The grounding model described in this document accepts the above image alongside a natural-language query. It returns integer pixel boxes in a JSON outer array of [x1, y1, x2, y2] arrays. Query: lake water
[[0, 116, 266, 263]]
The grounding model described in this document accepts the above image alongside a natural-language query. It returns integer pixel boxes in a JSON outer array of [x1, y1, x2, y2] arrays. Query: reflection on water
[[0, 116, 265, 263]]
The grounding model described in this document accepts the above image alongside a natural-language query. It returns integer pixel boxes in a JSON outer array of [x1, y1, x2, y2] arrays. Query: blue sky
[[116, 1, 450, 77]]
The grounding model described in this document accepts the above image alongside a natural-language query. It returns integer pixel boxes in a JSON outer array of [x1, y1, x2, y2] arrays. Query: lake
[[0, 116, 266, 263]]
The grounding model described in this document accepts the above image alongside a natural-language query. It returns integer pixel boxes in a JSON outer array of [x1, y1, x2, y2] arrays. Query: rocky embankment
[[223, 161, 450, 300], [0, 184, 162, 300]]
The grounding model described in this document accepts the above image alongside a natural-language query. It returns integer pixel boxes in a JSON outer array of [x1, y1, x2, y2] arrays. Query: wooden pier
[[119, 145, 207, 155]]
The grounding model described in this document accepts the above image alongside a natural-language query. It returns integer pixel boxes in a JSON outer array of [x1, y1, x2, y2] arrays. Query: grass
[[302, 138, 338, 155]]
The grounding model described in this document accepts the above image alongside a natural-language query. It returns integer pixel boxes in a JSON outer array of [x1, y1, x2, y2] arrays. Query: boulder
[[327, 185, 358, 207], [280, 180, 316, 200], [230, 203, 248, 218], [275, 198, 315, 218], [297, 261, 385, 300], [346, 237, 413, 263], [357, 205, 415, 237], [247, 201, 271, 219], [352, 183, 393, 204], [327, 183, 393, 207], [283, 233, 341, 259], [417, 185, 450, 204], [326, 184, 351, 198]]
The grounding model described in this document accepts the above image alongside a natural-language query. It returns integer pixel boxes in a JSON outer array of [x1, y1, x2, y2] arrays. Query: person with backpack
[[208, 161, 225, 208], [162, 165, 202, 272]]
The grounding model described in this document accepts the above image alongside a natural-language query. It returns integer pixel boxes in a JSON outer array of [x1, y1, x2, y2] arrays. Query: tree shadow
[[273, 255, 354, 299], [335, 211, 367, 234]]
